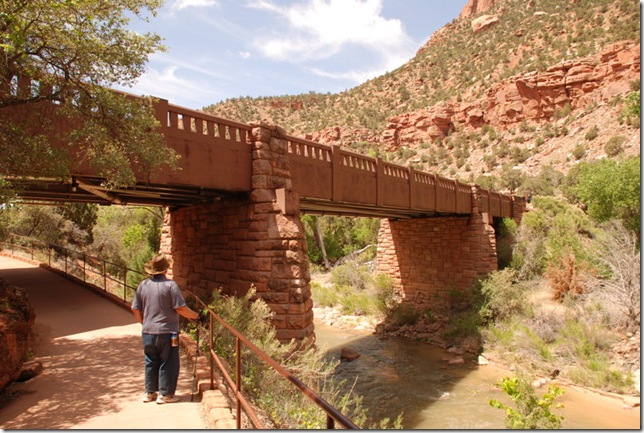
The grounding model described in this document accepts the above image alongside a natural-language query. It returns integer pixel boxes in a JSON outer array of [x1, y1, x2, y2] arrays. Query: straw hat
[[144, 253, 173, 275]]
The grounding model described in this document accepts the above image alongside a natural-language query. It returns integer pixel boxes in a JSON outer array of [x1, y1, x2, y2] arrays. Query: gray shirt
[[132, 275, 186, 334]]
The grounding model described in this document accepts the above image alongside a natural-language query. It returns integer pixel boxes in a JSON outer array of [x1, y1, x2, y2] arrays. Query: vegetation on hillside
[[203, 0, 638, 134]]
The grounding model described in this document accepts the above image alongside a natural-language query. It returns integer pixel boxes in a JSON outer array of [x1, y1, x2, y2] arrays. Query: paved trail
[[0, 256, 207, 430]]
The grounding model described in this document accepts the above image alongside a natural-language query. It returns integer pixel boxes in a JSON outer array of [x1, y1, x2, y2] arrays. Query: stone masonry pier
[[161, 124, 314, 343]]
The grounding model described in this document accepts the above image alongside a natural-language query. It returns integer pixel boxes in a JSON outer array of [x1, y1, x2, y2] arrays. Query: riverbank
[[313, 305, 640, 429]]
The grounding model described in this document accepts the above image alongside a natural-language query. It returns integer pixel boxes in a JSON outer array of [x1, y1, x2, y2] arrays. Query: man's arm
[[176, 305, 199, 320], [132, 308, 143, 324]]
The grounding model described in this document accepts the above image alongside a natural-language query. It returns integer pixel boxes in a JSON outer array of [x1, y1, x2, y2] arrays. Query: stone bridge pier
[[376, 192, 525, 309], [160, 123, 314, 343]]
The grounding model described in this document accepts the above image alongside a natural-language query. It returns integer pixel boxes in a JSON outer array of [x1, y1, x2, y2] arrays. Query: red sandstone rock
[[0, 278, 36, 389], [340, 347, 360, 361], [471, 14, 499, 34]]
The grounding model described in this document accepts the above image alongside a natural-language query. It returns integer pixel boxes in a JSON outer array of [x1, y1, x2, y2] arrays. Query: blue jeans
[[142, 333, 180, 396]]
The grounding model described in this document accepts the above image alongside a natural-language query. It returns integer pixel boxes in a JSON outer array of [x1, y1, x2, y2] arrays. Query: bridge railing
[[286, 137, 489, 215], [0, 235, 359, 430], [5, 74, 516, 217]]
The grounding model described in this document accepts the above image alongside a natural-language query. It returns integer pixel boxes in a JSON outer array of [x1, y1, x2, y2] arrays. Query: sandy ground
[[0, 256, 207, 430]]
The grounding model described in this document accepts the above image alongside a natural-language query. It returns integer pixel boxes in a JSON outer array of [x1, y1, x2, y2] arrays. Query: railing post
[[83, 254, 86, 282], [408, 166, 416, 210], [209, 315, 215, 390], [103, 261, 107, 291], [331, 145, 343, 202], [453, 179, 458, 213], [236, 337, 242, 429], [376, 157, 385, 207]]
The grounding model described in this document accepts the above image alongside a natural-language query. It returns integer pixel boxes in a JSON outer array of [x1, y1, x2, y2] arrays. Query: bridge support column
[[160, 124, 314, 343], [376, 188, 498, 308]]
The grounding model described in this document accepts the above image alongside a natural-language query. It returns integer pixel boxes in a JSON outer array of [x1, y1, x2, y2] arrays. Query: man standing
[[131, 253, 199, 404]]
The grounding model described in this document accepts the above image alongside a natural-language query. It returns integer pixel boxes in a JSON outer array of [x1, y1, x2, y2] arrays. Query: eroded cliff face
[[305, 39, 639, 174], [379, 42, 640, 149], [0, 278, 36, 389]]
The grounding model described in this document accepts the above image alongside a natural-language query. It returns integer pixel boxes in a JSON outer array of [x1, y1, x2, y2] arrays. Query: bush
[[311, 282, 338, 307], [389, 303, 420, 326], [586, 221, 640, 330], [201, 287, 392, 429], [563, 157, 640, 236], [511, 196, 599, 279], [479, 269, 526, 322], [330, 262, 372, 290], [545, 250, 591, 302], [489, 376, 565, 429], [584, 125, 599, 140], [603, 135, 626, 156]]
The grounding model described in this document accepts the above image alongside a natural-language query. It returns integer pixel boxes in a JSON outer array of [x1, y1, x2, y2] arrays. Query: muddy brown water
[[314, 320, 640, 429]]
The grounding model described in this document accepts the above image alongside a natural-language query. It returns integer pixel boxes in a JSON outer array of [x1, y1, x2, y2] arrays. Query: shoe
[[156, 394, 181, 404], [143, 392, 158, 403]]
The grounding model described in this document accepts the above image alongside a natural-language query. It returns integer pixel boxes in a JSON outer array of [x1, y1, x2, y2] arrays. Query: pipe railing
[[0, 234, 141, 303], [187, 291, 359, 429], [0, 235, 359, 429]]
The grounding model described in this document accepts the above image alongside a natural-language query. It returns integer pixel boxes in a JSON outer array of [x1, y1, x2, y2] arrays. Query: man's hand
[[198, 309, 209, 325]]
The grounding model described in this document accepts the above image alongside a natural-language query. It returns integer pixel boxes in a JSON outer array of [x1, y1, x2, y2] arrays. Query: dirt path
[[0, 256, 207, 430]]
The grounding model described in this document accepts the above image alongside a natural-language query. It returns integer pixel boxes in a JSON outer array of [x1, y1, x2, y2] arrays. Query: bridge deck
[[3, 75, 517, 218]]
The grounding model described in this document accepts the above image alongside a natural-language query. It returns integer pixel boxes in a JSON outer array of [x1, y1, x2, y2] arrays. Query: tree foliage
[[562, 157, 640, 237], [0, 0, 177, 197]]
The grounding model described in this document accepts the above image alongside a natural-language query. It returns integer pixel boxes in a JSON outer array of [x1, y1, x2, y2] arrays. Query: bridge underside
[[299, 198, 455, 219], [8, 175, 239, 208]]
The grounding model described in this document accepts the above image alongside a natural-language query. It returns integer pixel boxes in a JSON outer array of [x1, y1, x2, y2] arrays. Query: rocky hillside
[[203, 0, 640, 192]]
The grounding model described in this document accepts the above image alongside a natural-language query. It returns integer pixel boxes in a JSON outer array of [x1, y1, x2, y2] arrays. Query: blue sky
[[118, 0, 469, 110]]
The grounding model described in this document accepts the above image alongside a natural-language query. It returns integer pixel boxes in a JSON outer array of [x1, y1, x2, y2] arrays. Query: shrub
[[545, 250, 590, 302], [603, 135, 626, 156], [330, 261, 372, 291], [584, 125, 599, 140], [489, 376, 565, 429], [479, 269, 526, 323], [586, 221, 641, 331], [563, 157, 640, 236], [201, 287, 393, 429], [572, 143, 586, 160], [389, 302, 420, 326], [311, 281, 339, 307]]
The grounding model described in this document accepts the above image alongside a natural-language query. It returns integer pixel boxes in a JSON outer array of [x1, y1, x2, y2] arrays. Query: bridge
[[2, 75, 526, 342]]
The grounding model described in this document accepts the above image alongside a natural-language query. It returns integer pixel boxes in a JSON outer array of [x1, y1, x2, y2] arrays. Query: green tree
[[563, 157, 640, 237], [1, 0, 177, 199]]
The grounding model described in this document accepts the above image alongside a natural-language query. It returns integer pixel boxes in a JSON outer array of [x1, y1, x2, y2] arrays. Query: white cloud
[[239, 51, 251, 59], [249, 0, 413, 62], [170, 0, 218, 11], [119, 58, 225, 107]]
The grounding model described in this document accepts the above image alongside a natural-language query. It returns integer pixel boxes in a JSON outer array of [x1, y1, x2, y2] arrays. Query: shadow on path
[[0, 256, 206, 430]]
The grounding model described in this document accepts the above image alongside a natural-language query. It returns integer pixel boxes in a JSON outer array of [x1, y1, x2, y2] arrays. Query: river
[[313, 319, 640, 430]]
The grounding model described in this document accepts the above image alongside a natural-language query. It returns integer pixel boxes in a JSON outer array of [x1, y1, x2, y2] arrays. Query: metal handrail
[[0, 234, 143, 303], [188, 290, 359, 430], [0, 234, 359, 429]]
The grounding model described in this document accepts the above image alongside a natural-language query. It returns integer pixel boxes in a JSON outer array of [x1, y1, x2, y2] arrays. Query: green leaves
[[564, 157, 640, 236], [1, 0, 173, 192], [489, 376, 565, 429]]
